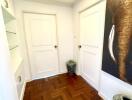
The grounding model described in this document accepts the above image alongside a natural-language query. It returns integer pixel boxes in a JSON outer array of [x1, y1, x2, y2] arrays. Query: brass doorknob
[[54, 45, 58, 48], [78, 45, 82, 48]]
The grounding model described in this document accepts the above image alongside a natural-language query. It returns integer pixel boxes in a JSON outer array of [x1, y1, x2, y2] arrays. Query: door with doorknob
[[24, 13, 59, 79], [79, 1, 106, 90]]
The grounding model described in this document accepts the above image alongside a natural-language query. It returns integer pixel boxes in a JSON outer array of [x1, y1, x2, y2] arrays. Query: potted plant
[[66, 60, 76, 75], [113, 94, 132, 100]]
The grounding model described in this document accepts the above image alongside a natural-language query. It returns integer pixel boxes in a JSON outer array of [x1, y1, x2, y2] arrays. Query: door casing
[[23, 11, 60, 80]]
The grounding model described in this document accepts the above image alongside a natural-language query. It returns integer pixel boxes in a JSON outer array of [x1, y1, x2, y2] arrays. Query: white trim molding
[[20, 82, 26, 100]]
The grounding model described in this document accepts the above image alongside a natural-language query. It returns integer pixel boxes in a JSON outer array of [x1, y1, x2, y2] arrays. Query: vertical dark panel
[[102, 0, 132, 85]]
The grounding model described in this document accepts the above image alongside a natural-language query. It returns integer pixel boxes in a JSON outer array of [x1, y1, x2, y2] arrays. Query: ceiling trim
[[24, 0, 76, 6]]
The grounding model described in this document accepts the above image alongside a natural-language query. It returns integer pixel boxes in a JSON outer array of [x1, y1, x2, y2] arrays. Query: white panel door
[[79, 2, 106, 90], [24, 13, 59, 79]]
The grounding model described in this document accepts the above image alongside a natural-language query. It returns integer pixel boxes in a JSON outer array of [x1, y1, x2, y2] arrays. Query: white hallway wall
[[73, 0, 132, 100], [14, 0, 74, 81], [0, 6, 18, 100], [13, 0, 132, 99]]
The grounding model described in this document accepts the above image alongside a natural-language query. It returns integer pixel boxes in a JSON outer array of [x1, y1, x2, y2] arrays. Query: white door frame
[[23, 11, 60, 80]]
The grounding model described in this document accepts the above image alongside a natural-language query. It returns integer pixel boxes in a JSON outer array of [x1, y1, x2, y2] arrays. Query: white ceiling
[[25, 0, 78, 6]]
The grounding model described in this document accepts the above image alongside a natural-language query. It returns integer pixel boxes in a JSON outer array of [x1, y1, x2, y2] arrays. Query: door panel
[[79, 2, 106, 90], [24, 13, 59, 79], [33, 48, 58, 73], [30, 15, 56, 46], [80, 12, 101, 46], [81, 50, 100, 87]]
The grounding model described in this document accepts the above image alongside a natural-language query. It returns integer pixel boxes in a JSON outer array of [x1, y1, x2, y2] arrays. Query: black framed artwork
[[102, 0, 132, 85]]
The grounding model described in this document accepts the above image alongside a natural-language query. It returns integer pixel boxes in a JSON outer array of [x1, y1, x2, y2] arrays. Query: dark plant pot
[[67, 63, 76, 75], [113, 94, 132, 100]]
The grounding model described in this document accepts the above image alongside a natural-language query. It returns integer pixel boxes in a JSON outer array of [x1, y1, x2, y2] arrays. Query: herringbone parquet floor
[[23, 73, 102, 100]]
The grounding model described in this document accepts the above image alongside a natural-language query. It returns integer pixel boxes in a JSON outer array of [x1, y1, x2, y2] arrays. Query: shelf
[[1, 5, 15, 23], [10, 45, 18, 50], [6, 30, 16, 34], [13, 57, 24, 74]]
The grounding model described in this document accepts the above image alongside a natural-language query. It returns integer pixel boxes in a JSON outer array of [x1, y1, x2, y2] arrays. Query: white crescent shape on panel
[[108, 25, 116, 62]]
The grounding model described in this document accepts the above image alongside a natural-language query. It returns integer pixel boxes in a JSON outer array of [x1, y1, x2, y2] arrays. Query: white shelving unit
[[2, 4, 24, 98], [1, 1, 25, 99], [1, 5, 15, 22], [2, 7, 23, 74]]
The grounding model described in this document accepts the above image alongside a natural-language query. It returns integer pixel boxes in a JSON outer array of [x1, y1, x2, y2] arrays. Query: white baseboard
[[81, 73, 99, 90], [98, 92, 109, 100], [20, 82, 26, 100]]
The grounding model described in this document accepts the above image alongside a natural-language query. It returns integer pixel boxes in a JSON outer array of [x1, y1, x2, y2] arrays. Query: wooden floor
[[23, 74, 102, 100]]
